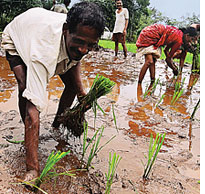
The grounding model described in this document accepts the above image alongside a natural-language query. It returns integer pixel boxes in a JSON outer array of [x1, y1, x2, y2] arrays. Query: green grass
[[99, 40, 195, 64]]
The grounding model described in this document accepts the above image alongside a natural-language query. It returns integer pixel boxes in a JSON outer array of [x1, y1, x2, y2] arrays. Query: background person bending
[[136, 24, 197, 84]]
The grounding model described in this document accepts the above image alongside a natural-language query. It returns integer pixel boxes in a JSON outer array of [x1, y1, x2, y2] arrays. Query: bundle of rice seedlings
[[59, 74, 116, 137]]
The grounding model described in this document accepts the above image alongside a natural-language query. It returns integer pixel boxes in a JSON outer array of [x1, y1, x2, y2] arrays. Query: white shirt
[[113, 8, 129, 33], [1, 8, 78, 112]]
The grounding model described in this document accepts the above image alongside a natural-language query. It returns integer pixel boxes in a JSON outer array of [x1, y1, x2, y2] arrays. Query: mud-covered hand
[[77, 91, 86, 103], [166, 57, 178, 76]]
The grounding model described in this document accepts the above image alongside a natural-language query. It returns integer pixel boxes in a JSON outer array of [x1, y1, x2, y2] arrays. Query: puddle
[[0, 50, 200, 193]]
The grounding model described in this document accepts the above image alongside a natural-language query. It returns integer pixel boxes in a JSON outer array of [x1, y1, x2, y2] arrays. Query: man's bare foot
[[23, 170, 39, 190], [23, 170, 38, 183]]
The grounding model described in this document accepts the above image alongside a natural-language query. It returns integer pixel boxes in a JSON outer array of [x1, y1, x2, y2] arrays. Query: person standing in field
[[136, 24, 198, 84], [1, 1, 105, 182], [51, 0, 71, 13], [112, 0, 129, 58]]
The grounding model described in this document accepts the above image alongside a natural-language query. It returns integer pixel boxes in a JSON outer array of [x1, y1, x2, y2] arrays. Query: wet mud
[[0, 49, 200, 194]]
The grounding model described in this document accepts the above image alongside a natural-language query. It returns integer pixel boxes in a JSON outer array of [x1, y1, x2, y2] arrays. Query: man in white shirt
[[112, 0, 129, 58], [1, 2, 105, 182]]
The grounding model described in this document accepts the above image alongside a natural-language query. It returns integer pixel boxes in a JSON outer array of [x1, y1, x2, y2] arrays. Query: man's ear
[[63, 23, 69, 35]]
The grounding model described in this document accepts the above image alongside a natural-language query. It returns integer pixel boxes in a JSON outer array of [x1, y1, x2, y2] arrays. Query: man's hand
[[123, 29, 127, 36], [77, 91, 86, 102], [165, 57, 178, 76]]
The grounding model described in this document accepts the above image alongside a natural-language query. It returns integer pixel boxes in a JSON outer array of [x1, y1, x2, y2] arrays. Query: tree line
[[0, 0, 200, 42]]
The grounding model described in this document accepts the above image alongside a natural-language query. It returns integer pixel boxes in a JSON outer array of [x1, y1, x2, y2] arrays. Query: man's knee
[[145, 59, 154, 67], [12, 65, 26, 93], [26, 101, 39, 124]]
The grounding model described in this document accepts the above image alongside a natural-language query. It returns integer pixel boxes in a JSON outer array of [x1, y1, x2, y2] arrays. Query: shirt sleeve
[[124, 8, 129, 19], [22, 60, 48, 112]]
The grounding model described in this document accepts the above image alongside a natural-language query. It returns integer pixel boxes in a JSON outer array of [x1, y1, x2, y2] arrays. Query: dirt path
[[0, 49, 200, 194]]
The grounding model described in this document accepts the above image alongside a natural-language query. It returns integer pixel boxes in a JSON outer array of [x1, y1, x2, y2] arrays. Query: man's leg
[[138, 54, 154, 83], [52, 71, 77, 129], [12, 65, 27, 123], [12, 65, 39, 179], [115, 41, 119, 56], [121, 42, 127, 58], [25, 101, 40, 174], [121, 34, 127, 58], [148, 57, 156, 83]]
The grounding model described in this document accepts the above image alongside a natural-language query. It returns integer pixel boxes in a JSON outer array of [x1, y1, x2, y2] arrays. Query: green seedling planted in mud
[[190, 99, 200, 120], [35, 150, 75, 187], [190, 78, 198, 91], [128, 180, 139, 194], [142, 133, 166, 180], [112, 102, 118, 131], [105, 152, 122, 194], [171, 81, 184, 105], [16, 150, 75, 193], [82, 124, 116, 169], [156, 94, 165, 107], [143, 78, 160, 99]]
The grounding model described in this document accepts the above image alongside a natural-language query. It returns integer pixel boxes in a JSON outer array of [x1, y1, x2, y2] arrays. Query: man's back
[[2, 8, 66, 78]]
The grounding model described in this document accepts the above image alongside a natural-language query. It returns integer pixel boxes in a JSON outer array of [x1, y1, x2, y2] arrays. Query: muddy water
[[0, 50, 200, 194]]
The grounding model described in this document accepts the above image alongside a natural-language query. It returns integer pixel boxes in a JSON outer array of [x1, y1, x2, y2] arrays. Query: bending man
[[1, 2, 105, 181], [136, 24, 197, 83]]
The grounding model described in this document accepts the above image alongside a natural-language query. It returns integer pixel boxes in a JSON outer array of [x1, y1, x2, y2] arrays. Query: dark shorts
[[6, 52, 26, 71], [112, 33, 125, 43]]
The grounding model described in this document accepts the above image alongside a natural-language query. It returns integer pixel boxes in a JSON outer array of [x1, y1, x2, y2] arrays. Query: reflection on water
[[0, 57, 17, 102]]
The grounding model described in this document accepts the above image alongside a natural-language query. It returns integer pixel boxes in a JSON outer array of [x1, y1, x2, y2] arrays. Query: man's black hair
[[179, 27, 197, 37], [66, 1, 105, 37], [64, 0, 71, 7]]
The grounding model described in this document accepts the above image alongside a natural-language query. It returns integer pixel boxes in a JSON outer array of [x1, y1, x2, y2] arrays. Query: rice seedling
[[15, 150, 75, 193], [155, 94, 165, 108], [190, 78, 198, 91], [105, 152, 122, 194], [111, 102, 118, 131], [5, 138, 24, 144], [82, 125, 116, 169], [35, 150, 75, 187], [150, 78, 160, 95], [128, 180, 139, 194], [190, 99, 200, 120], [143, 78, 159, 99], [181, 77, 186, 88], [143, 84, 150, 99], [171, 81, 184, 105], [142, 133, 166, 180], [58, 74, 115, 137]]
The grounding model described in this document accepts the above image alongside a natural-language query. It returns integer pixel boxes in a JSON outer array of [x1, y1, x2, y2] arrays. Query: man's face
[[64, 24, 99, 61], [183, 34, 198, 53], [116, 1, 122, 9]]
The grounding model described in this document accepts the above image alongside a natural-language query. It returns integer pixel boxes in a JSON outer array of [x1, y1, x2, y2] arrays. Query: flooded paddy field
[[0, 49, 200, 194]]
